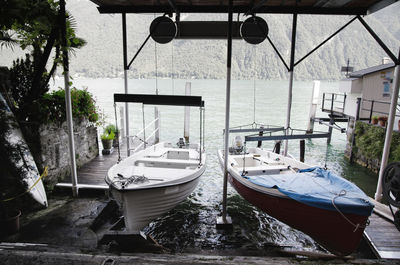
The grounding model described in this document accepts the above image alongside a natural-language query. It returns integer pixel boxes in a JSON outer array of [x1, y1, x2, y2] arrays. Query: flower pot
[[379, 120, 387, 127], [372, 119, 378, 125], [0, 210, 21, 237], [101, 139, 112, 150]]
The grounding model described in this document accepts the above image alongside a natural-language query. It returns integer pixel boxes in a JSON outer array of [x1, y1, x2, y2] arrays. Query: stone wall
[[39, 119, 99, 189]]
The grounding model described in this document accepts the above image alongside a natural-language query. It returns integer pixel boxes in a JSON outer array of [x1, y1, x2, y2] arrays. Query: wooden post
[[349, 97, 362, 163], [257, 126, 264, 148], [306, 81, 320, 133], [369, 100, 375, 123], [184, 82, 191, 143], [300, 140, 305, 162], [274, 141, 281, 154], [327, 115, 334, 144], [154, 107, 160, 144]]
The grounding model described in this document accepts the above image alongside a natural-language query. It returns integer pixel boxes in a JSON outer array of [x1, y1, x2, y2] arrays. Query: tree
[[0, 0, 86, 120]]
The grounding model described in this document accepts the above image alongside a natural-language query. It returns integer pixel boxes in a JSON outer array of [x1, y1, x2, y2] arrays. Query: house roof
[[349, 62, 395, 78], [90, 0, 398, 15]]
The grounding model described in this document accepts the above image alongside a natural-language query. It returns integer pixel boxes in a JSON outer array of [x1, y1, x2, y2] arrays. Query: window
[[383, 81, 390, 97]]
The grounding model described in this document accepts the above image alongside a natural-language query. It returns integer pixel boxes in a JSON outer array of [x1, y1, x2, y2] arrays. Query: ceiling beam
[[244, 0, 268, 16], [97, 5, 368, 15]]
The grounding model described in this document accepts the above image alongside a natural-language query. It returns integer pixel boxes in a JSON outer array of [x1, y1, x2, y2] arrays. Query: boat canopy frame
[[114, 93, 206, 164]]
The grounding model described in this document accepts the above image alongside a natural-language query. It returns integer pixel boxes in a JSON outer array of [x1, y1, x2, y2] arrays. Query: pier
[[56, 144, 126, 190], [57, 113, 159, 191], [364, 199, 400, 259]]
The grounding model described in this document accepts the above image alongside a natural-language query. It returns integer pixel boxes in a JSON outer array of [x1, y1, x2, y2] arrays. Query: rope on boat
[[331, 190, 368, 232], [113, 173, 164, 189], [113, 174, 148, 189]]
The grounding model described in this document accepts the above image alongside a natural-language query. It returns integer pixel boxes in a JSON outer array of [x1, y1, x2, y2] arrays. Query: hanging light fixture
[[150, 16, 177, 44], [240, 16, 268, 45]]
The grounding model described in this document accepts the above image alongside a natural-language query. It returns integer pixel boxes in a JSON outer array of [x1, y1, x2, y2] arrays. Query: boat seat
[[145, 150, 167, 158], [135, 157, 200, 167], [234, 164, 289, 176], [256, 157, 285, 166]]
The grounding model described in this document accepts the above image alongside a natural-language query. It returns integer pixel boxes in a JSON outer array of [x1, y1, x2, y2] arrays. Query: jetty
[[364, 199, 400, 259]]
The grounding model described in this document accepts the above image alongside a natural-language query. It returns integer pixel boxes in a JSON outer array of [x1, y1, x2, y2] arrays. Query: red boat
[[218, 147, 374, 256]]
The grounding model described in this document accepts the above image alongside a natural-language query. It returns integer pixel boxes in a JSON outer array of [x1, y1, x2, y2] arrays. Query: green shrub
[[104, 124, 119, 134], [38, 87, 99, 124], [354, 121, 400, 163]]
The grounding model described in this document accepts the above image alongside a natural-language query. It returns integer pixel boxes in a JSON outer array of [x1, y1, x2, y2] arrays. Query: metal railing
[[128, 116, 160, 154], [322, 93, 346, 115], [360, 98, 400, 123]]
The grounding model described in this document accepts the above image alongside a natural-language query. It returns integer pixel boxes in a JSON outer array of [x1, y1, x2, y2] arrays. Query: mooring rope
[[112, 173, 163, 189], [1, 166, 48, 202], [331, 190, 368, 232]]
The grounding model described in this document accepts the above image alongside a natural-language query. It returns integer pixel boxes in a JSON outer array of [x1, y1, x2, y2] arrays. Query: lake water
[[51, 78, 378, 255]]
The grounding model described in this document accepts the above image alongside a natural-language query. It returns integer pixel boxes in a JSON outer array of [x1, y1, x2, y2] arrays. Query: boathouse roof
[[90, 0, 396, 15], [349, 62, 395, 78]]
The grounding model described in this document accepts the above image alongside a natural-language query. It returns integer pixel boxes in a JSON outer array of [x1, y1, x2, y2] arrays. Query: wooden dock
[[57, 143, 128, 190], [364, 199, 400, 259]]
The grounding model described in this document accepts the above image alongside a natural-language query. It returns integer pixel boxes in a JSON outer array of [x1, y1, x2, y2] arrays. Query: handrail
[[127, 117, 159, 153], [131, 128, 160, 153], [362, 98, 400, 106], [134, 117, 159, 139], [321, 92, 346, 114]]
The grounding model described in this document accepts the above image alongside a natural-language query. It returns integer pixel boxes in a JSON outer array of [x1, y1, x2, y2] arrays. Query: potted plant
[[104, 124, 120, 147], [101, 131, 115, 155], [0, 203, 21, 237], [378, 116, 388, 127], [371, 115, 378, 125]]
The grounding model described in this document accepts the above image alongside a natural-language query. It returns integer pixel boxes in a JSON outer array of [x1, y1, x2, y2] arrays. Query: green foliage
[[8, 54, 49, 110], [38, 87, 99, 124], [104, 124, 119, 134], [354, 121, 400, 163], [101, 131, 115, 141]]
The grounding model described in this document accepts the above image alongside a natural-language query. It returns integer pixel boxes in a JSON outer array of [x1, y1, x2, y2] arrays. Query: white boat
[[106, 140, 206, 234]]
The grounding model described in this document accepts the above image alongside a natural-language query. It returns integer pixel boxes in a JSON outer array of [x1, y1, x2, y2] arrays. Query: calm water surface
[[51, 78, 378, 254]]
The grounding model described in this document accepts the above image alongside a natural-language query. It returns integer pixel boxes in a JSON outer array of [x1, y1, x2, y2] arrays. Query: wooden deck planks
[[364, 200, 400, 259], [58, 144, 128, 189]]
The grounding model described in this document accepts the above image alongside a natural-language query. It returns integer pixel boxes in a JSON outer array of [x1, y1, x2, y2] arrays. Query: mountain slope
[[1, 0, 399, 81]]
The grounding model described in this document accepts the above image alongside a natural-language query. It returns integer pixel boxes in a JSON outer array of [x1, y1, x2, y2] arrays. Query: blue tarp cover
[[246, 167, 374, 216]]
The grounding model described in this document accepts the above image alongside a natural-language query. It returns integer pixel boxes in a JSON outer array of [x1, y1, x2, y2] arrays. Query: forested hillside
[[1, 0, 399, 80]]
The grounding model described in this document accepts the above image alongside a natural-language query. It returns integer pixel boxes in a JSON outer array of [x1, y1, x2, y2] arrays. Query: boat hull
[[228, 173, 368, 256], [111, 174, 201, 234]]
